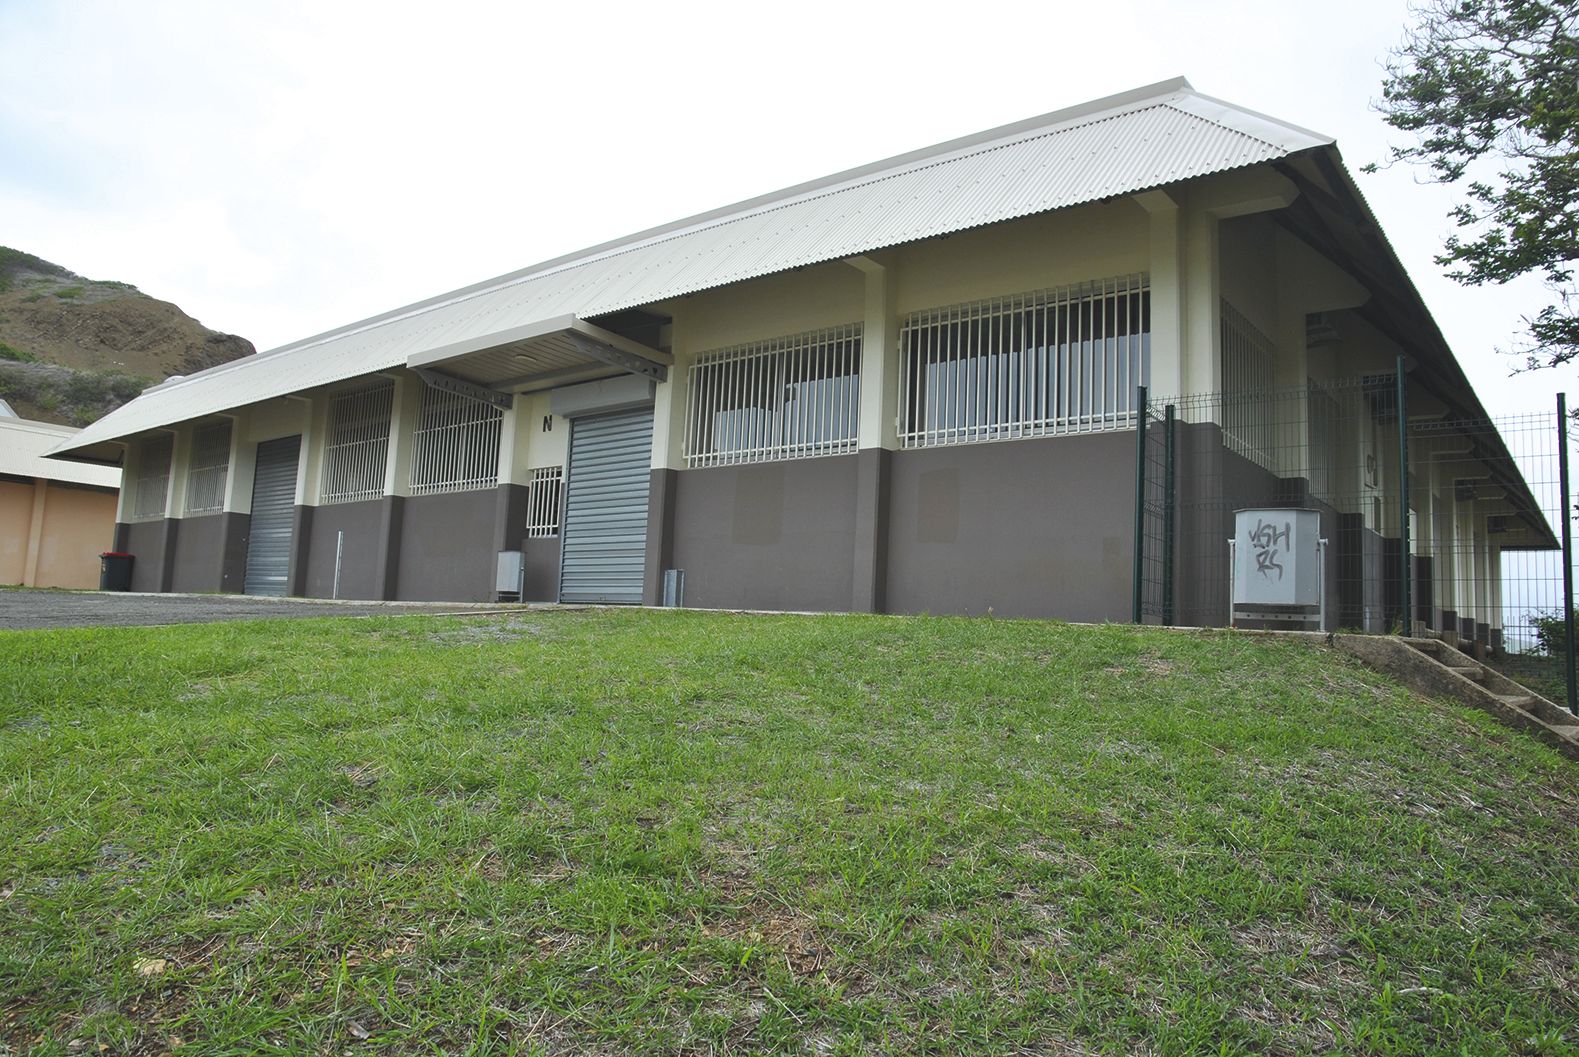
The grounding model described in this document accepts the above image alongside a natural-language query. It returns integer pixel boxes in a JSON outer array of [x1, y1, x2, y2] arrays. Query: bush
[[54, 286, 84, 300], [0, 342, 36, 363], [1528, 609, 1577, 656]]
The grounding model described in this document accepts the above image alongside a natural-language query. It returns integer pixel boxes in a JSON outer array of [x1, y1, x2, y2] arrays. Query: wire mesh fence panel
[[1135, 394, 1173, 625], [1137, 378, 1569, 693]]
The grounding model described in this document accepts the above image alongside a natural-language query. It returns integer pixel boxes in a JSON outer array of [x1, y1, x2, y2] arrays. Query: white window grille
[[683, 324, 862, 467], [1219, 301, 1277, 471], [898, 274, 1150, 448], [131, 434, 172, 520], [526, 466, 563, 537], [322, 382, 394, 504], [184, 421, 231, 514], [409, 384, 503, 495]]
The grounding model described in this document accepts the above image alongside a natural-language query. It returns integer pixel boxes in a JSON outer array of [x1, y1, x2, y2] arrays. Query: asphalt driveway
[[0, 589, 516, 630]]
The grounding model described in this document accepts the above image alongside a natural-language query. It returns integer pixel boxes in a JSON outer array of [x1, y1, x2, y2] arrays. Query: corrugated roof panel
[[55, 81, 1332, 456], [1, 418, 121, 487]]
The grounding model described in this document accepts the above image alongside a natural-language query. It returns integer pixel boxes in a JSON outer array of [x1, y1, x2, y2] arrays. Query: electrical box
[[495, 550, 524, 600], [662, 568, 685, 608], [1232, 509, 1322, 607]]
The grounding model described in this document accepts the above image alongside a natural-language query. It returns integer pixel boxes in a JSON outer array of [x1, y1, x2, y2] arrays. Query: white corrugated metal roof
[[52, 77, 1331, 458], [2, 417, 121, 487]]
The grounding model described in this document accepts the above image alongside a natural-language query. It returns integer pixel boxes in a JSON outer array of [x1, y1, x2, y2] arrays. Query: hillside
[[0, 247, 254, 426]]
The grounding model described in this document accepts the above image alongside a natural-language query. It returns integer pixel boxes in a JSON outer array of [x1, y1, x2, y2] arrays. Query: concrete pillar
[[114, 439, 139, 526], [848, 253, 899, 612], [165, 426, 192, 520], [1181, 203, 1221, 398], [492, 393, 530, 561], [1135, 190, 1184, 400], [645, 329, 690, 605], [286, 395, 325, 597], [374, 374, 423, 599], [223, 409, 255, 516], [217, 410, 252, 594], [22, 477, 46, 587]]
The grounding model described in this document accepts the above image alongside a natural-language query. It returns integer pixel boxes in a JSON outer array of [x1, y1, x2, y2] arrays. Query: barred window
[[1220, 301, 1277, 470], [322, 382, 393, 504], [526, 466, 563, 537], [131, 434, 172, 520], [409, 385, 502, 495], [683, 324, 861, 467], [898, 275, 1149, 448], [184, 421, 231, 514]]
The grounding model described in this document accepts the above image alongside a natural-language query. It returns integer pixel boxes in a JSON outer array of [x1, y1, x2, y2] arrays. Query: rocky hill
[[0, 247, 255, 426]]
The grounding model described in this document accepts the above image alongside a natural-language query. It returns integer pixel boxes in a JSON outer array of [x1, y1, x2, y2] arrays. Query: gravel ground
[[0, 589, 518, 630]]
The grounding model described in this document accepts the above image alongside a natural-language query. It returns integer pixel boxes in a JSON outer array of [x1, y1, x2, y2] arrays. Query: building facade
[[1, 413, 120, 589], [51, 80, 1553, 639]]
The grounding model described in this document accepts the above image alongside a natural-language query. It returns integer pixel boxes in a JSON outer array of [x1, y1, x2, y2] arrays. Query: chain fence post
[[1132, 385, 1149, 625], [1163, 403, 1176, 627], [1396, 357, 1411, 635], [1557, 392, 1576, 714]]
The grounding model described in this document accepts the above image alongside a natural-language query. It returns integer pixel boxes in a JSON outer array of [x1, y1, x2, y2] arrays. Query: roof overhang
[[405, 315, 670, 395], [1272, 145, 1559, 550]]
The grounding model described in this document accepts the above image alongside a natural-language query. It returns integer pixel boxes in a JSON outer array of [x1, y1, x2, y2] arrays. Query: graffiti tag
[[1248, 518, 1291, 581]]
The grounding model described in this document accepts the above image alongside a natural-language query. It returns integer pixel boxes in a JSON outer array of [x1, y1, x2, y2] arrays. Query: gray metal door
[[559, 407, 653, 604], [243, 435, 301, 597]]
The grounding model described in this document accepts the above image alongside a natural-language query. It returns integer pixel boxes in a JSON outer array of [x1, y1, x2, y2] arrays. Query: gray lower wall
[[523, 536, 560, 601], [396, 489, 498, 602], [171, 513, 225, 593], [304, 499, 385, 600], [120, 519, 169, 593], [670, 456, 859, 612], [884, 433, 1136, 621]]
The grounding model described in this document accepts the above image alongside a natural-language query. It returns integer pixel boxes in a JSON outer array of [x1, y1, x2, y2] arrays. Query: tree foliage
[[1373, 0, 1579, 368]]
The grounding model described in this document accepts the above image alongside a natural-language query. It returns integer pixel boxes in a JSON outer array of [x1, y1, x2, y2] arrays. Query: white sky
[[0, 0, 1564, 417]]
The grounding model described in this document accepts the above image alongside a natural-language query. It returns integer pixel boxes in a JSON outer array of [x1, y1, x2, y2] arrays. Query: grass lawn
[[1, 610, 1575, 1056]]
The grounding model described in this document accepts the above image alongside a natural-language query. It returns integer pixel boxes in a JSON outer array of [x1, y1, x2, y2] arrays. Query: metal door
[[558, 407, 653, 604], [243, 435, 301, 597]]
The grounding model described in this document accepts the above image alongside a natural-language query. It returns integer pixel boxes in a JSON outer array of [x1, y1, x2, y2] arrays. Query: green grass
[[50, 287, 83, 301], [1, 610, 1575, 1055], [0, 342, 36, 363]]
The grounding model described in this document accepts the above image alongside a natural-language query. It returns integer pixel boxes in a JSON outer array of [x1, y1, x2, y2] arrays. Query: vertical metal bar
[[1132, 384, 1148, 624], [333, 530, 343, 600], [1163, 402, 1176, 627], [1558, 391, 1576, 714], [1396, 356, 1412, 635]]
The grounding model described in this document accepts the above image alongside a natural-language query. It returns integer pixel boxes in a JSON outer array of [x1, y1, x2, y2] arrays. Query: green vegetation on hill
[[1, 610, 1574, 1055], [0, 244, 253, 426], [0, 247, 74, 294]]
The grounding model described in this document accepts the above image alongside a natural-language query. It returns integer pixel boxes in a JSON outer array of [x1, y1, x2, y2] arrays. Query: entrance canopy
[[406, 315, 670, 398]]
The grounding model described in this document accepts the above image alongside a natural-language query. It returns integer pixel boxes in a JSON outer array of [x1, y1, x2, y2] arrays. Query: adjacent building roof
[[1, 417, 121, 488], [52, 76, 1332, 458]]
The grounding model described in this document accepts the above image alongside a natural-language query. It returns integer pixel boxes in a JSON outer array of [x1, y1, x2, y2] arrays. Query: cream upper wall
[[244, 397, 309, 443], [661, 196, 1153, 365], [666, 262, 866, 358], [894, 199, 1149, 316]]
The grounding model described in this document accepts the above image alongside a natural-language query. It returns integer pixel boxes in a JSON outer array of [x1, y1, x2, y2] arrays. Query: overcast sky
[[0, 0, 1563, 416]]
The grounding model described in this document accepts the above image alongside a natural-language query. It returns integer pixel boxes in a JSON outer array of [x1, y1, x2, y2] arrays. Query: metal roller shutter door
[[243, 435, 300, 597], [559, 408, 653, 604]]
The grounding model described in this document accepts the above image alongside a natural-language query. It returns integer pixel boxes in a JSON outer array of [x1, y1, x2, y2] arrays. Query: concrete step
[[1446, 665, 1485, 682], [1496, 694, 1537, 711], [1550, 725, 1579, 742]]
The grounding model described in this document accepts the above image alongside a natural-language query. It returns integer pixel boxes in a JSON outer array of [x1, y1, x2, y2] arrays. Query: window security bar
[[410, 384, 503, 495], [321, 382, 394, 504], [897, 274, 1150, 449], [184, 421, 232, 514], [683, 324, 862, 468]]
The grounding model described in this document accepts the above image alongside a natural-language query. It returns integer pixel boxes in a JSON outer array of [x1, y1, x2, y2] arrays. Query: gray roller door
[[243, 435, 301, 597], [559, 407, 653, 604]]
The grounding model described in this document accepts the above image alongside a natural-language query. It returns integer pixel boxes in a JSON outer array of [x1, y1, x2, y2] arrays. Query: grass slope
[[0, 611, 1575, 1056]]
